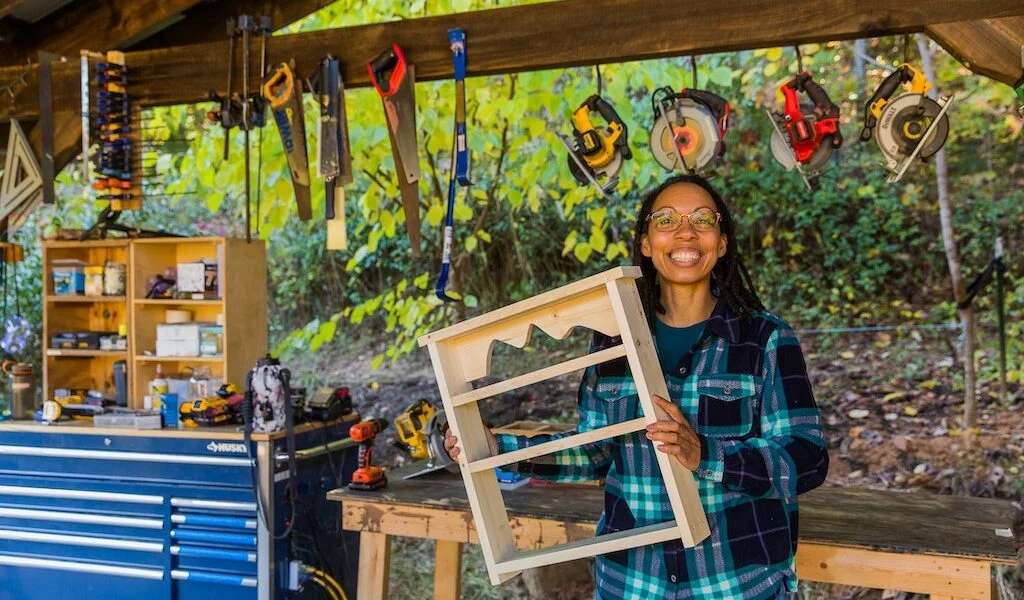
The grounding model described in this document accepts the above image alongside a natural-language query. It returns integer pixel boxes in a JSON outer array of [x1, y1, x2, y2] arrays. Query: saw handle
[[795, 73, 840, 119], [583, 94, 632, 159], [859, 65, 915, 141], [263, 62, 295, 111], [367, 44, 407, 97], [680, 88, 730, 135]]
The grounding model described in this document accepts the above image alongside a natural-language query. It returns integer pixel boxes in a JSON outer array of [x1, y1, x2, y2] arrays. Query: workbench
[[329, 468, 1016, 600], [0, 416, 359, 600]]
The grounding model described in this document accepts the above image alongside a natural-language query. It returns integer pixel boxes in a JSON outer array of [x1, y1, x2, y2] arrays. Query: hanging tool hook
[[689, 55, 698, 89], [795, 45, 803, 74]]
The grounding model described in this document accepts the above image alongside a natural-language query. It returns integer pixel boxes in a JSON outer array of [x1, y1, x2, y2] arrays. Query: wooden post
[[433, 540, 463, 600], [357, 532, 391, 600]]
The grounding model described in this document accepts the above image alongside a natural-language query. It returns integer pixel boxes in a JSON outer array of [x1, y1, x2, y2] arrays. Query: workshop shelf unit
[[42, 240, 132, 405], [129, 237, 267, 406], [418, 266, 710, 584], [41, 238, 267, 409]]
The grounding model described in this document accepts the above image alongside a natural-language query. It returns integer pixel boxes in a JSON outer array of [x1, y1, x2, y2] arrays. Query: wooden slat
[[928, 17, 1024, 86], [8, 1, 1024, 122], [794, 543, 992, 600], [494, 520, 679, 574], [451, 345, 627, 407], [357, 532, 391, 600], [427, 340, 519, 585], [468, 417, 647, 473], [433, 540, 462, 600], [419, 267, 638, 346], [605, 278, 710, 546]]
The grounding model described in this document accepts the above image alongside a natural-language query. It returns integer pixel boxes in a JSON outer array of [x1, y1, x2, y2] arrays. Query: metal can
[[103, 261, 126, 296], [84, 266, 104, 296]]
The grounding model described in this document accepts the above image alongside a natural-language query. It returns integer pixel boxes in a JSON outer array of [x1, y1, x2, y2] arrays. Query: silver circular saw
[[649, 87, 730, 174], [860, 64, 953, 183]]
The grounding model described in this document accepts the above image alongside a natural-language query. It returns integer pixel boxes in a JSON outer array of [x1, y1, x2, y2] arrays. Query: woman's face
[[640, 183, 727, 289]]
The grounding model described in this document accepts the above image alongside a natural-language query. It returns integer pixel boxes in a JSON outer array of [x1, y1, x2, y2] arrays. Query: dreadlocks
[[631, 174, 764, 331]]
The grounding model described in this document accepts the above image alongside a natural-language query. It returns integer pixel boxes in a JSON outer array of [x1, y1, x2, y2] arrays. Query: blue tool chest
[[0, 421, 358, 600]]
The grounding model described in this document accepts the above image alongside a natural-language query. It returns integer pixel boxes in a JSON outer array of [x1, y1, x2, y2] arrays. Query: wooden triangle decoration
[[0, 119, 43, 223]]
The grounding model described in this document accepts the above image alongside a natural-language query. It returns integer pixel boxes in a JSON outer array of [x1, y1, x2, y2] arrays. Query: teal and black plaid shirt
[[495, 301, 829, 600]]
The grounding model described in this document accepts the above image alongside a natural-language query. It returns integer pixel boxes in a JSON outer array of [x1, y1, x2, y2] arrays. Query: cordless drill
[[348, 417, 388, 491]]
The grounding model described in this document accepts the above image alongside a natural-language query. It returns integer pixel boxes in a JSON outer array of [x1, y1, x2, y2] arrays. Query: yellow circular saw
[[559, 94, 632, 198], [649, 86, 730, 174], [859, 64, 953, 183]]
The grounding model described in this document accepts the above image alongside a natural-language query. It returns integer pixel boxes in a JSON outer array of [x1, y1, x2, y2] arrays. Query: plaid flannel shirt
[[495, 301, 829, 600]]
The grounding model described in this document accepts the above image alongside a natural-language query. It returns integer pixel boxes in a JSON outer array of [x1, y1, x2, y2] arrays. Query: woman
[[445, 174, 829, 599]]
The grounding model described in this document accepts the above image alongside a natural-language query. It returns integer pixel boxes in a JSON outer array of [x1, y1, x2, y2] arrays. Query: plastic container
[[52, 259, 85, 296], [103, 261, 126, 296], [84, 266, 104, 296]]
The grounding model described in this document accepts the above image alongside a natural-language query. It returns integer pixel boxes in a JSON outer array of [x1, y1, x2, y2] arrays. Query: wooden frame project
[[418, 266, 710, 584]]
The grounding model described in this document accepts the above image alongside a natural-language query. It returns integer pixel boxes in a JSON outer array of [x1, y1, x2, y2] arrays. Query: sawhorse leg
[[433, 540, 463, 600], [358, 532, 391, 600]]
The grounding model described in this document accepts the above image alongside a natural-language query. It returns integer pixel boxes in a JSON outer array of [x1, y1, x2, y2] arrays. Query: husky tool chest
[[0, 416, 359, 599]]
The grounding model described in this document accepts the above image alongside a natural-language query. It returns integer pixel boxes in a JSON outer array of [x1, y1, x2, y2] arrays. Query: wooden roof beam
[[3, 0, 1024, 125], [927, 17, 1024, 87], [129, 0, 335, 50], [0, 0, 206, 67]]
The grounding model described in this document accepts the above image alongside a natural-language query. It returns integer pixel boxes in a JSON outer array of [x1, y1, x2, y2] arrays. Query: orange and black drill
[[348, 417, 389, 491]]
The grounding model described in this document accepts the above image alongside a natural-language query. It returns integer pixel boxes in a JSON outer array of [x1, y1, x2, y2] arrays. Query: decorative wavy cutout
[[457, 288, 620, 382]]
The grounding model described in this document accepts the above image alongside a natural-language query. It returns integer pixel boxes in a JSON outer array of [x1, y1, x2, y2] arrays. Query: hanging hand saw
[[368, 44, 421, 256], [264, 60, 312, 221], [312, 56, 353, 250], [436, 28, 469, 302]]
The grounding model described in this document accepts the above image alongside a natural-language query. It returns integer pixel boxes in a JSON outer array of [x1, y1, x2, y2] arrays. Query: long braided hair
[[631, 174, 764, 330]]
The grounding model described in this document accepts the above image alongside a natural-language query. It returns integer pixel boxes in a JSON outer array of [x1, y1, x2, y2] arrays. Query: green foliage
[[27, 4, 1023, 375]]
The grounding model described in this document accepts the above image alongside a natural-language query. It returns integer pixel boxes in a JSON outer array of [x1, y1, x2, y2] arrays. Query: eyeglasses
[[647, 207, 721, 233]]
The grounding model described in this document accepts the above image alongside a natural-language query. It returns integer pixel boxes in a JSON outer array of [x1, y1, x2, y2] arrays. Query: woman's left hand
[[646, 395, 702, 471]]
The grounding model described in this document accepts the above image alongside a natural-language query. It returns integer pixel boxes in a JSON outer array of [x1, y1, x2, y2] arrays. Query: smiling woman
[[446, 174, 830, 600]]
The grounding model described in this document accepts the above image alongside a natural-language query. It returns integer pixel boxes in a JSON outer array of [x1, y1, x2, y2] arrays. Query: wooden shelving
[[45, 295, 127, 303], [134, 299, 223, 306], [42, 238, 267, 409], [134, 355, 223, 363], [129, 237, 267, 405], [46, 349, 128, 358]]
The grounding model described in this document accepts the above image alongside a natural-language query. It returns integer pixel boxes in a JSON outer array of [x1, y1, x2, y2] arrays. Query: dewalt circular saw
[[649, 86, 730, 174], [558, 94, 632, 198], [860, 63, 953, 183], [767, 71, 843, 189]]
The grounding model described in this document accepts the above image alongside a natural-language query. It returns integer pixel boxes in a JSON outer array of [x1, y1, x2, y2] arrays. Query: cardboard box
[[156, 323, 201, 357]]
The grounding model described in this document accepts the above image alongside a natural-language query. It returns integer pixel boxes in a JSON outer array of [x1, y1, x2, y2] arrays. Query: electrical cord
[[306, 566, 347, 600], [307, 574, 340, 600]]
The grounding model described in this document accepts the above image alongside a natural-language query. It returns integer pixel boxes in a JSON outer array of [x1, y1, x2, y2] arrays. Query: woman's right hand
[[443, 427, 498, 463]]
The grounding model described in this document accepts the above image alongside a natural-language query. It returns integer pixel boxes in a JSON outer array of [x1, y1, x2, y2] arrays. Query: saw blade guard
[[649, 86, 730, 173], [874, 93, 950, 166]]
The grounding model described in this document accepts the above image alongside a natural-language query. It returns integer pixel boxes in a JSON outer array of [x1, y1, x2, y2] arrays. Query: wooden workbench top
[[0, 413, 358, 442], [329, 467, 1017, 564]]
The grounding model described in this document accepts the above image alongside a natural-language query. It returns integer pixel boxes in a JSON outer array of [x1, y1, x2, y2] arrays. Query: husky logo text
[[207, 441, 248, 454]]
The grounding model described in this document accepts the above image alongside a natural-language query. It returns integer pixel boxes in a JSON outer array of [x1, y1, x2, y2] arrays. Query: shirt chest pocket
[[695, 373, 759, 439]]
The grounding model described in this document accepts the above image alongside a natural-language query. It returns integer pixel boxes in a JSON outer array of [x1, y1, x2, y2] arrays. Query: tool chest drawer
[[0, 430, 257, 600]]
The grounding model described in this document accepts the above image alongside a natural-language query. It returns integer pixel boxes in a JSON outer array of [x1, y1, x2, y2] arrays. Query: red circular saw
[[767, 72, 842, 189]]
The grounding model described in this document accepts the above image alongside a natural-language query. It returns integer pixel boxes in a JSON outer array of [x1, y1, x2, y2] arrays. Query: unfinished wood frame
[[418, 266, 710, 584]]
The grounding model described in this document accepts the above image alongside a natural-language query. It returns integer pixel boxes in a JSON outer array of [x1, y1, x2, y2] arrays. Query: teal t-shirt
[[654, 318, 706, 375]]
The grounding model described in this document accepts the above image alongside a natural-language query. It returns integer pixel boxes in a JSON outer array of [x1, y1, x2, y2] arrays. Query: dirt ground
[[289, 326, 1023, 599]]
